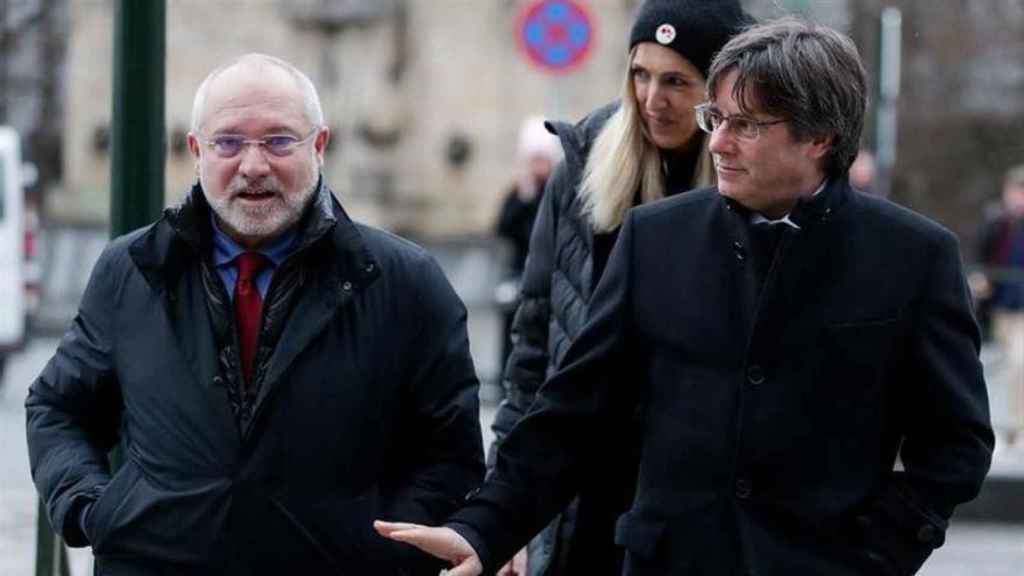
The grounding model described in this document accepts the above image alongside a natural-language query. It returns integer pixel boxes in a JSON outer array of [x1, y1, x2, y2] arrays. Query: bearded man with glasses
[[377, 18, 993, 576], [27, 53, 484, 575]]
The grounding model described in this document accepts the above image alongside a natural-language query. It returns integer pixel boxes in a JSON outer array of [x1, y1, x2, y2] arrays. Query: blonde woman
[[488, 1, 752, 574]]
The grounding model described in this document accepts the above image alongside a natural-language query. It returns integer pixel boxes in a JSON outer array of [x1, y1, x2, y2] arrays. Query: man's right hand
[[373, 521, 483, 576]]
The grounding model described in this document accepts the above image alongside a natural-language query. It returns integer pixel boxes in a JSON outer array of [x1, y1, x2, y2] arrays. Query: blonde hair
[[578, 48, 715, 233]]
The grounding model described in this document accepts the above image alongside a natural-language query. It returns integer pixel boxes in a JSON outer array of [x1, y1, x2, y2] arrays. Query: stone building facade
[[59, 0, 642, 235], [58, 0, 856, 237]]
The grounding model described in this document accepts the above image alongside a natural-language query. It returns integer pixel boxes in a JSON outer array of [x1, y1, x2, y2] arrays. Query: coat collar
[[545, 101, 619, 186], [128, 176, 380, 294], [787, 175, 849, 229], [721, 175, 852, 230]]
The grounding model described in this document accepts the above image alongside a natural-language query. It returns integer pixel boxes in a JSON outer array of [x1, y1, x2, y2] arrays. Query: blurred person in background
[[494, 116, 562, 374], [848, 147, 877, 193], [973, 163, 1024, 454], [25, 53, 483, 575], [377, 18, 993, 576], [487, 1, 752, 574]]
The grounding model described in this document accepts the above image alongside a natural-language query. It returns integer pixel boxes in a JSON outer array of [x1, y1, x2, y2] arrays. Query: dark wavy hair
[[706, 17, 868, 178]]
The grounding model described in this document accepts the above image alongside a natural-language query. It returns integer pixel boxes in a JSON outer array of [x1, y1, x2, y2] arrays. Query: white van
[[0, 126, 26, 381]]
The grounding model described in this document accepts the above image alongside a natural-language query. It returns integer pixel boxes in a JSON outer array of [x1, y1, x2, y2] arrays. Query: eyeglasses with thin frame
[[199, 126, 321, 159], [694, 103, 786, 141]]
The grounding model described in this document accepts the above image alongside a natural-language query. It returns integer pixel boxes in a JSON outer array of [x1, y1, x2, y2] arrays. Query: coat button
[[364, 263, 375, 273], [212, 376, 224, 388], [341, 281, 353, 292], [733, 241, 746, 261], [735, 478, 752, 499], [747, 365, 765, 386]]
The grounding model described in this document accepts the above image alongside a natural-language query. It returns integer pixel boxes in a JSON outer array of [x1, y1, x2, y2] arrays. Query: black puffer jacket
[[490, 102, 638, 575]]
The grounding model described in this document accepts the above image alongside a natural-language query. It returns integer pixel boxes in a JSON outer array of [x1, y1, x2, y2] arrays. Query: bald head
[[190, 53, 324, 134]]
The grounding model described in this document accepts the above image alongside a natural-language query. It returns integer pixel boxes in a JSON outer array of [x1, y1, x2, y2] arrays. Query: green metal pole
[[108, 0, 166, 474], [35, 2, 165, 575], [110, 0, 166, 235], [34, 499, 68, 576], [103, 0, 166, 571]]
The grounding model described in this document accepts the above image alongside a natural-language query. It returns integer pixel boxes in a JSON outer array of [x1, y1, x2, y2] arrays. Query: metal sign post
[[875, 7, 902, 199]]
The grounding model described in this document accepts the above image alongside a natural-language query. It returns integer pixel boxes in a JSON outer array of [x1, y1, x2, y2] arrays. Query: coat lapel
[[719, 199, 761, 349], [250, 266, 347, 418], [246, 193, 381, 435], [747, 179, 851, 357], [128, 213, 242, 449]]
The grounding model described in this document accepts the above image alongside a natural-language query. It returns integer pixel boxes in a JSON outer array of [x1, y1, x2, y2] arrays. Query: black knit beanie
[[629, 0, 754, 77]]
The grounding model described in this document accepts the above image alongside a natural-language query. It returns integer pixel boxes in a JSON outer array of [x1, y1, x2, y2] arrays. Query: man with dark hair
[[26, 53, 484, 575], [377, 18, 993, 576]]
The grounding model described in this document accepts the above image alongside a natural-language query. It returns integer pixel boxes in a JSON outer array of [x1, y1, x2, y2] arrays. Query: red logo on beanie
[[656, 23, 677, 45]]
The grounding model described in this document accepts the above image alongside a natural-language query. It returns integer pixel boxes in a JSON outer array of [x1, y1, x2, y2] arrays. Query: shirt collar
[[750, 179, 828, 230], [211, 213, 298, 268]]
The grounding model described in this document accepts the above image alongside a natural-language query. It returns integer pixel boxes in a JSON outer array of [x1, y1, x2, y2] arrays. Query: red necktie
[[235, 252, 268, 388]]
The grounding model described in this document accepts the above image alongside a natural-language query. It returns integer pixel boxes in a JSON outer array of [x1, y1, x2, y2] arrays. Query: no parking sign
[[516, 0, 595, 74]]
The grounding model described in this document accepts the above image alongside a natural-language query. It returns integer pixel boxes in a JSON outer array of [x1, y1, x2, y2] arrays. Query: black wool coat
[[451, 178, 993, 576], [488, 102, 633, 576], [26, 182, 484, 575]]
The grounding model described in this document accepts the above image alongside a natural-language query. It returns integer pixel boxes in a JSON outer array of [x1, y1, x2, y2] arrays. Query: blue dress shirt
[[210, 214, 299, 301]]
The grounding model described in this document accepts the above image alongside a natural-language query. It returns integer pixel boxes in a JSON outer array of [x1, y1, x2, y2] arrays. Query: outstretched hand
[[374, 521, 484, 576]]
